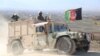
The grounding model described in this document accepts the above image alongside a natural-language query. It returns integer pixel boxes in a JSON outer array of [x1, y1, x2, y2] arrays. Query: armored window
[[54, 24, 67, 32]]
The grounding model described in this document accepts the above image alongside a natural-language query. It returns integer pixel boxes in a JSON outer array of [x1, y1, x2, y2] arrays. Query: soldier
[[11, 13, 19, 21], [37, 11, 45, 22], [37, 11, 47, 33]]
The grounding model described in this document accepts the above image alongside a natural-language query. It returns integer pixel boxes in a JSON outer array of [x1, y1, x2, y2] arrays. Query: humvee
[[7, 19, 91, 55]]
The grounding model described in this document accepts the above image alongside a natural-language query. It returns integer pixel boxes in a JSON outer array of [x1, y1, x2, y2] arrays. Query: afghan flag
[[65, 8, 82, 23]]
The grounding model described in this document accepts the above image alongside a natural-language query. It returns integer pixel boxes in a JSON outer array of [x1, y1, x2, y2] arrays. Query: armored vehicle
[[7, 19, 91, 55]]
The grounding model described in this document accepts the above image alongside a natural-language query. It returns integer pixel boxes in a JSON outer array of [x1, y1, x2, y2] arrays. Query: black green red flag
[[65, 8, 82, 23]]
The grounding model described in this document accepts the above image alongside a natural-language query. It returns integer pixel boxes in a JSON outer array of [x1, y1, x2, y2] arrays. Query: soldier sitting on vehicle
[[37, 11, 47, 33], [11, 13, 19, 21], [37, 11, 46, 22]]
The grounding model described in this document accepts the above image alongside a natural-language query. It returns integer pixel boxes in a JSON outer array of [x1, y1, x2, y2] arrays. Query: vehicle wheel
[[70, 40, 76, 54], [10, 40, 24, 55], [56, 37, 76, 55]]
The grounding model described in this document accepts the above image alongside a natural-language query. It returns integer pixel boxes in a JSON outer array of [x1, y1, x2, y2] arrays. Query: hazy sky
[[0, 0, 100, 11]]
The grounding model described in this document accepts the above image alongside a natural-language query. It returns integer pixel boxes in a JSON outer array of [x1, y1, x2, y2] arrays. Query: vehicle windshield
[[54, 24, 68, 32], [36, 24, 68, 33]]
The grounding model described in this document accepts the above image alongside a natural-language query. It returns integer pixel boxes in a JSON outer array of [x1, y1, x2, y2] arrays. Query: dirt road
[[1, 50, 100, 56]]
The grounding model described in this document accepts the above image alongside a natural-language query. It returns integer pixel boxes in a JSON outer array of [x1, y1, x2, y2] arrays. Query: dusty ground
[[2, 41, 99, 56], [2, 44, 100, 56], [0, 15, 100, 56]]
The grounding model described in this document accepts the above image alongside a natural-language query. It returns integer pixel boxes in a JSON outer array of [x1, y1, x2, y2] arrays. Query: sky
[[0, 0, 100, 11]]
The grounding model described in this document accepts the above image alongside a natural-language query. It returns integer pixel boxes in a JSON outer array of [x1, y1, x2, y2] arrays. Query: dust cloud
[[0, 15, 8, 56]]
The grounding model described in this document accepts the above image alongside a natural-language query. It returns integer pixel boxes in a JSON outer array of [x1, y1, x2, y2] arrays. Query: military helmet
[[39, 11, 42, 15]]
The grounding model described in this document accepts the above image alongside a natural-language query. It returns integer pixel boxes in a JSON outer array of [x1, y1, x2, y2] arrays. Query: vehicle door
[[34, 24, 48, 49]]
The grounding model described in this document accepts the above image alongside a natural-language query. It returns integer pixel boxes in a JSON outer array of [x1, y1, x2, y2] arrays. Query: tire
[[10, 40, 24, 55], [56, 37, 76, 55], [70, 40, 76, 54]]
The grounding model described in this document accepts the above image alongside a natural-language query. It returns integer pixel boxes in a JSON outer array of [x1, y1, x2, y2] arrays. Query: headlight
[[78, 32, 83, 38]]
